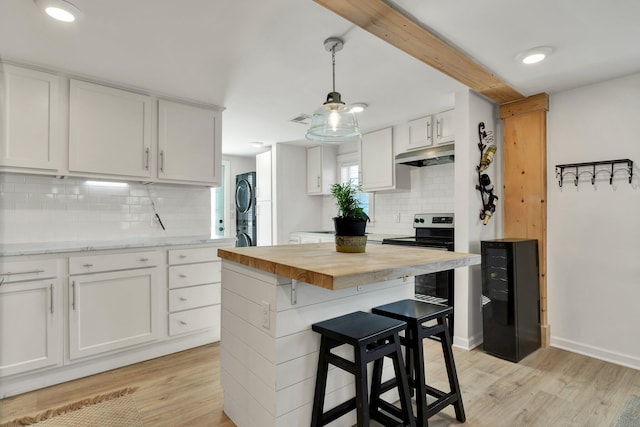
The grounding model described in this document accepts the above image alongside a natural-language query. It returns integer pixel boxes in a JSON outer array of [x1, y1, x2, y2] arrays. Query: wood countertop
[[218, 243, 481, 290]]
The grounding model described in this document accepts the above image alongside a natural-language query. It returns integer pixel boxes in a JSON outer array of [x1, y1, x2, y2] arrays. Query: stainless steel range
[[383, 213, 455, 335]]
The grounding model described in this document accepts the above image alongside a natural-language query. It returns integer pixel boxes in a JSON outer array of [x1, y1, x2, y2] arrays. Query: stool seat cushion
[[373, 299, 452, 323], [311, 311, 407, 346]]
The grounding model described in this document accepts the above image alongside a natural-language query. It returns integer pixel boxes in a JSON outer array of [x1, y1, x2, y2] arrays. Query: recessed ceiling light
[[34, 0, 82, 23], [251, 142, 265, 148], [350, 103, 368, 113], [517, 46, 553, 65]]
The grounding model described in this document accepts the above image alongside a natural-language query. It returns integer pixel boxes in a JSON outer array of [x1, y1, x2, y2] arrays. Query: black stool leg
[[355, 343, 370, 427], [439, 316, 465, 423], [412, 325, 429, 426], [369, 348, 384, 418], [391, 334, 417, 427], [311, 336, 330, 427]]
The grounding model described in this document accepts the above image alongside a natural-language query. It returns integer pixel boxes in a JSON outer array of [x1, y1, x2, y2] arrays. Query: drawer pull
[[83, 264, 93, 268], [179, 274, 187, 278], [179, 255, 187, 259], [179, 320, 188, 326], [0, 269, 46, 276], [179, 297, 188, 301], [140, 258, 149, 262]]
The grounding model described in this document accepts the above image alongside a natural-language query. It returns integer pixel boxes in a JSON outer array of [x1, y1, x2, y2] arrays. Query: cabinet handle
[[0, 269, 45, 276], [179, 255, 187, 259], [426, 121, 432, 140], [0, 277, 4, 286], [144, 147, 150, 170], [436, 119, 442, 138], [50, 283, 54, 314], [317, 176, 320, 189], [179, 274, 187, 278], [83, 263, 93, 268], [140, 258, 149, 262], [160, 150, 165, 172], [179, 320, 188, 326], [179, 297, 187, 302], [71, 281, 76, 311]]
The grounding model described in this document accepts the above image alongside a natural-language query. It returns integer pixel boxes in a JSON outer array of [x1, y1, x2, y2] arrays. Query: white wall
[[0, 173, 211, 244], [547, 73, 640, 369], [453, 89, 501, 349]]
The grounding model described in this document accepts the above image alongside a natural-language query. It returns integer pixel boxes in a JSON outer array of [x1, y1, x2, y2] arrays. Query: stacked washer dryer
[[235, 172, 257, 247]]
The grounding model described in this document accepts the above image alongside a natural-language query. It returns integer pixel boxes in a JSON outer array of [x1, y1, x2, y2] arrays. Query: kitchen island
[[217, 242, 480, 427]]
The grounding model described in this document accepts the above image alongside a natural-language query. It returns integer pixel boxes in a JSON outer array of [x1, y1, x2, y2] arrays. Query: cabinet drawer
[[169, 261, 221, 289], [169, 283, 221, 312], [168, 247, 219, 265], [0, 259, 58, 283], [169, 305, 220, 336], [69, 251, 161, 274]]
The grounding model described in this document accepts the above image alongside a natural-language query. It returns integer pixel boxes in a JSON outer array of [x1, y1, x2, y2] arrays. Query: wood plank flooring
[[1, 342, 639, 426]]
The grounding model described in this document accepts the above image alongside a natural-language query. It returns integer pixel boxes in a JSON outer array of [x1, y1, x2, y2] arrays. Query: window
[[338, 161, 373, 221]]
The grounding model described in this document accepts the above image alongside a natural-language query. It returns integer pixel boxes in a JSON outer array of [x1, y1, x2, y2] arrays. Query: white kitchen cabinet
[[256, 200, 272, 246], [307, 145, 337, 195], [360, 127, 410, 192], [0, 64, 61, 172], [434, 109, 455, 145], [256, 150, 272, 202], [167, 247, 222, 338], [68, 79, 153, 179], [0, 260, 62, 377], [407, 115, 433, 150], [68, 252, 161, 359], [158, 99, 222, 185], [256, 151, 273, 246]]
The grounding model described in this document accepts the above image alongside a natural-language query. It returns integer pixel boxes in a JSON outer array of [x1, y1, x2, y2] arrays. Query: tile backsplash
[[0, 173, 211, 244], [321, 163, 455, 235]]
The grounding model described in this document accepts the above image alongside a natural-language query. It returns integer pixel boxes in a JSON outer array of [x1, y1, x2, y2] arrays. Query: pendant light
[[306, 37, 361, 142]]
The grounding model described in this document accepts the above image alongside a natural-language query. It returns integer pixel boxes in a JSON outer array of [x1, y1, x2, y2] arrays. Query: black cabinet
[[481, 239, 540, 362]]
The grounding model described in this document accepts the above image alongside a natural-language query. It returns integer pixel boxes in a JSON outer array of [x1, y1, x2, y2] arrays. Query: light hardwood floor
[[1, 342, 639, 426]]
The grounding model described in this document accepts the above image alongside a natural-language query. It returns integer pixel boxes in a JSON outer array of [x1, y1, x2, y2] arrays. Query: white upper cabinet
[[0, 64, 61, 172], [69, 79, 153, 179], [158, 99, 221, 185], [361, 127, 410, 192], [434, 109, 455, 145], [307, 145, 337, 195], [407, 115, 433, 150]]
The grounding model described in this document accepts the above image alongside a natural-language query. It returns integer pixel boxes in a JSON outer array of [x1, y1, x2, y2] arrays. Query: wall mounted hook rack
[[555, 159, 633, 187]]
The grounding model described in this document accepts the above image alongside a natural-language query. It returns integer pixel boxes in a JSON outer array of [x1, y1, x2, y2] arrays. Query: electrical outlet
[[357, 285, 363, 292], [393, 213, 400, 223], [261, 301, 270, 329]]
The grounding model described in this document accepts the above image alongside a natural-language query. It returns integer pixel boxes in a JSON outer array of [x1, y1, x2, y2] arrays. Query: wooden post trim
[[499, 93, 549, 118]]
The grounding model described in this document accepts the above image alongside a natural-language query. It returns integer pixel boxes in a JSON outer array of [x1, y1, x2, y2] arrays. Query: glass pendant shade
[[306, 92, 361, 142]]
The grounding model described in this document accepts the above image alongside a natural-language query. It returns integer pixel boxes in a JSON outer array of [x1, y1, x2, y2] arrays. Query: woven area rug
[[614, 395, 640, 427], [1, 387, 143, 427]]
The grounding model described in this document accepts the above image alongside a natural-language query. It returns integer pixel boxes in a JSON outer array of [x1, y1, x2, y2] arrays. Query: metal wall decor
[[476, 122, 498, 225], [555, 159, 634, 187]]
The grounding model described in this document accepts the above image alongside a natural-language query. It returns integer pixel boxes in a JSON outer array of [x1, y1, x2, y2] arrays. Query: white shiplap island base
[[217, 243, 481, 427]]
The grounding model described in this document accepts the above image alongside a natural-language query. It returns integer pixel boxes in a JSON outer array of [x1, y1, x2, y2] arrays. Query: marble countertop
[[218, 242, 480, 290], [0, 235, 236, 257]]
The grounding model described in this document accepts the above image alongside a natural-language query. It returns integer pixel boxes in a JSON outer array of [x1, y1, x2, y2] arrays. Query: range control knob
[[419, 218, 425, 223], [414, 218, 420, 223]]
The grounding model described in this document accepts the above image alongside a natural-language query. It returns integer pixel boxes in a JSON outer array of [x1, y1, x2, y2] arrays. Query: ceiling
[[1, 0, 640, 156]]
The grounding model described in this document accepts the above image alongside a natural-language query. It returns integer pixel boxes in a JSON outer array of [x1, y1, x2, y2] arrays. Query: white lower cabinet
[[69, 267, 160, 360], [168, 247, 222, 338], [0, 277, 62, 377]]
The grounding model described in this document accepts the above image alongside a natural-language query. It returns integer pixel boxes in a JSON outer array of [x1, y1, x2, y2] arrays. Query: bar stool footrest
[[425, 392, 461, 419], [371, 403, 408, 427], [321, 397, 357, 426]]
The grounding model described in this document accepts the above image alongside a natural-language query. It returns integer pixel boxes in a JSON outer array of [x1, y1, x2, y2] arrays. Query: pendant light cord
[[331, 43, 336, 92]]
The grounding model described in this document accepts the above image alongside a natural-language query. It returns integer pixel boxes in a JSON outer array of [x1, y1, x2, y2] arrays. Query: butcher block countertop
[[217, 243, 481, 290]]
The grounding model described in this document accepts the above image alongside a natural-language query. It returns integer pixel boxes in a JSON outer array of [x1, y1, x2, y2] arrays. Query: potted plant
[[330, 182, 370, 252]]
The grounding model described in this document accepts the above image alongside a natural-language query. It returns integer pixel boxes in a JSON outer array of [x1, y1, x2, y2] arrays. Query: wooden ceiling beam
[[314, 0, 525, 104]]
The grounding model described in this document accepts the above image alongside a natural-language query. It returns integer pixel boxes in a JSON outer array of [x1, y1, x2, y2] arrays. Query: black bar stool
[[372, 299, 465, 426], [310, 311, 416, 427]]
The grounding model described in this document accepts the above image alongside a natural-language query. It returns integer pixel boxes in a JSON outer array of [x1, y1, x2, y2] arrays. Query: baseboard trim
[[550, 336, 640, 371], [0, 331, 218, 399], [453, 332, 483, 351]]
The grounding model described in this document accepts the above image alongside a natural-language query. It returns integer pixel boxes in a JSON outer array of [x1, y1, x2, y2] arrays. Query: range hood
[[394, 144, 455, 167]]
